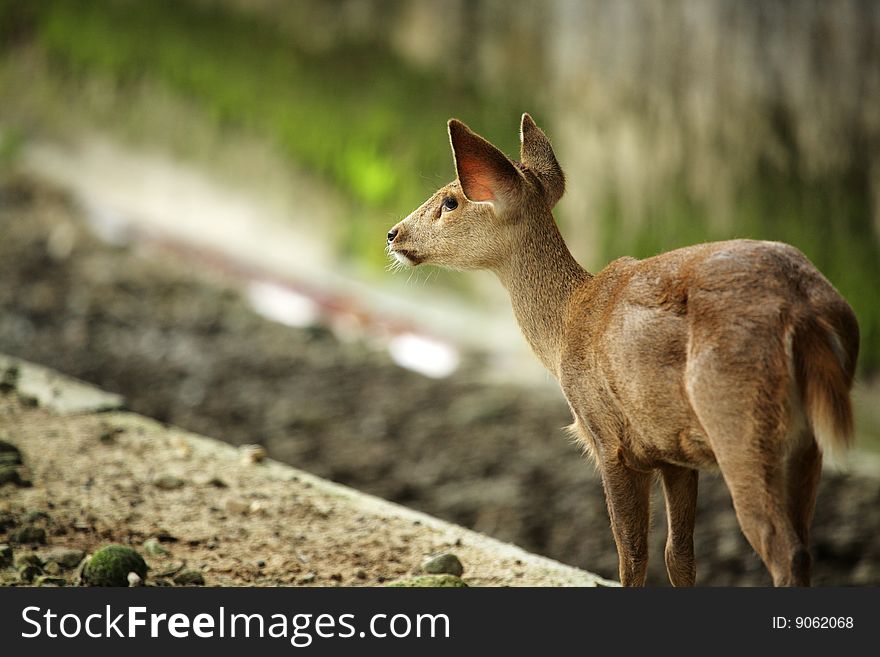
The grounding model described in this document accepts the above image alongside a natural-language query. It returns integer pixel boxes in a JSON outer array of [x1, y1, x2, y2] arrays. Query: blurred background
[[1, 0, 878, 585]]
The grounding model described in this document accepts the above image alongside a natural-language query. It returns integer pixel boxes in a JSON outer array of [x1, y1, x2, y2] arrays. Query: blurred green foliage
[[0, 126, 24, 170], [10, 0, 527, 268]]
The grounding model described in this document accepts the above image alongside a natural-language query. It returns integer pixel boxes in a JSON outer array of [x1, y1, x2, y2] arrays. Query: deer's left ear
[[448, 119, 522, 207], [519, 113, 565, 208]]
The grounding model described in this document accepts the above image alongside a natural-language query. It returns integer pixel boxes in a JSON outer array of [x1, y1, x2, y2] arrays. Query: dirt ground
[[1, 174, 879, 585], [1, 391, 607, 587]]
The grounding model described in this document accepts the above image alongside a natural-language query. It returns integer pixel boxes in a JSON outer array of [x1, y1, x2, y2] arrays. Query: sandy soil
[[0, 391, 609, 587], [1, 174, 879, 585]]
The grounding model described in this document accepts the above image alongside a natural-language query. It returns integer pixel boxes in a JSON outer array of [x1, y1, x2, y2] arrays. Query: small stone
[[35, 575, 67, 587], [15, 553, 44, 568], [82, 545, 148, 587], [0, 512, 16, 532], [299, 572, 316, 584], [207, 477, 228, 488], [153, 475, 185, 490], [355, 569, 367, 580], [11, 526, 47, 544], [152, 560, 185, 578], [170, 436, 192, 459], [0, 364, 20, 391], [143, 539, 169, 556], [310, 501, 332, 518], [0, 440, 23, 466], [98, 424, 125, 443], [44, 561, 61, 575], [255, 560, 266, 568], [330, 573, 342, 582], [225, 499, 250, 515], [0, 466, 24, 487], [41, 548, 85, 570], [18, 564, 42, 582], [422, 553, 464, 577], [0, 544, 12, 568], [99, 432, 115, 445], [239, 444, 267, 464], [25, 510, 49, 523], [386, 575, 468, 588], [173, 569, 205, 586], [127, 572, 143, 587], [851, 556, 880, 585]]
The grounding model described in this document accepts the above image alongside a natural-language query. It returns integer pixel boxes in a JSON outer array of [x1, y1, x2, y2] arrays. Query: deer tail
[[792, 313, 859, 459]]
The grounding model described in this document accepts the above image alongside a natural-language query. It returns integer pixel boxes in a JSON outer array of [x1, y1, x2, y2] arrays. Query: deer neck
[[493, 223, 590, 376]]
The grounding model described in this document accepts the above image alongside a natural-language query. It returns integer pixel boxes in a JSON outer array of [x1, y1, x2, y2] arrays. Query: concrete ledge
[[0, 354, 124, 414]]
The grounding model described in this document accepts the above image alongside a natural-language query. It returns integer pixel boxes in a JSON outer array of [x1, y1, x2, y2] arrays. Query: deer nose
[[387, 228, 399, 244]]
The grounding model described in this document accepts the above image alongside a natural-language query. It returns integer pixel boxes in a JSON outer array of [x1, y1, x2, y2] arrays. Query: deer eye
[[441, 196, 458, 212]]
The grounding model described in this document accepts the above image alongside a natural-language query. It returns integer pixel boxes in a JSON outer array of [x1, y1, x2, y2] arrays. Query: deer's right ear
[[448, 119, 521, 207]]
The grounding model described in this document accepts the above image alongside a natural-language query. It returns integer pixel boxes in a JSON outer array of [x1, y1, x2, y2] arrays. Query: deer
[[386, 114, 860, 587]]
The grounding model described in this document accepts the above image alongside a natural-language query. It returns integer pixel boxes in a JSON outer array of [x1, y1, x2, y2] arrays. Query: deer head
[[386, 113, 565, 271]]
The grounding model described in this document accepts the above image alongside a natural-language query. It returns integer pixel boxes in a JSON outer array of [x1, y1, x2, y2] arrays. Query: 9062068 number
[[794, 617, 853, 629]]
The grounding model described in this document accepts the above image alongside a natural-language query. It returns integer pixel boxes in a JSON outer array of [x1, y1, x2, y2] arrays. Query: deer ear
[[519, 113, 565, 208], [448, 119, 521, 205]]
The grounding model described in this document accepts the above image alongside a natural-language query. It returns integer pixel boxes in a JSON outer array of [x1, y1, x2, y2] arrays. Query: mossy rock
[[82, 545, 148, 587], [386, 575, 468, 588]]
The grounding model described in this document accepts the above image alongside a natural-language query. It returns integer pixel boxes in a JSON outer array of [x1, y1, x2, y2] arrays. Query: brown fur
[[387, 114, 860, 586]]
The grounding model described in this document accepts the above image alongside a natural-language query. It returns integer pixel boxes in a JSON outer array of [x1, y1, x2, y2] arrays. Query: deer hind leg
[[687, 357, 811, 586], [718, 450, 809, 586], [785, 434, 822, 564], [689, 407, 810, 586], [600, 456, 653, 586], [660, 464, 698, 586]]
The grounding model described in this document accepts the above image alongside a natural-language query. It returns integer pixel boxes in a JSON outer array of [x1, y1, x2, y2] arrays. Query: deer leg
[[687, 351, 811, 586], [784, 434, 822, 582], [600, 457, 653, 586], [720, 459, 809, 586], [660, 464, 698, 586], [710, 435, 810, 586]]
